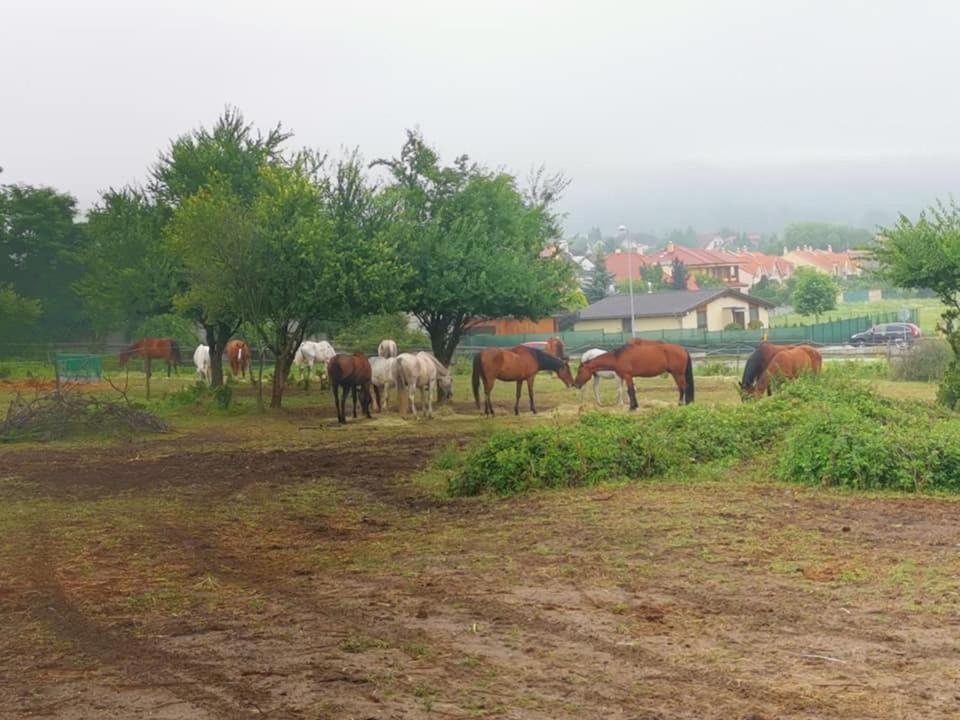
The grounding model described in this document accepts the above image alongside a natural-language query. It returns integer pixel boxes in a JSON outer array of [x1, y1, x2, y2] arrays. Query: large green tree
[[791, 267, 838, 318], [375, 132, 575, 364], [585, 251, 614, 303], [875, 200, 960, 408], [0, 282, 41, 337], [0, 184, 88, 340]]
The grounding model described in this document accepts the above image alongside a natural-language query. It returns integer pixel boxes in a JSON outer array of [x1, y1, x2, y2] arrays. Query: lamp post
[[618, 225, 636, 336]]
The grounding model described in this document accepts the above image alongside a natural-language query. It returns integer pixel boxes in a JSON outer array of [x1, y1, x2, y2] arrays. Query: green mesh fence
[[55, 353, 103, 383]]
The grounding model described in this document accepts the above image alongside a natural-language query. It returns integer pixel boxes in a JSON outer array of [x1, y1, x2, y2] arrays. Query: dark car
[[849, 322, 921, 346]]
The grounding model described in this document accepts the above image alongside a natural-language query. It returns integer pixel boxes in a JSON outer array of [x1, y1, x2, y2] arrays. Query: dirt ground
[[3, 384, 960, 719]]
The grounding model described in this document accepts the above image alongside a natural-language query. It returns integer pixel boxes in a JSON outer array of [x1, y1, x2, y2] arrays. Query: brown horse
[[327, 353, 372, 424], [574, 342, 694, 408], [226, 339, 252, 378], [740, 341, 822, 396], [742, 346, 815, 398], [472, 346, 574, 416], [118, 337, 182, 378]]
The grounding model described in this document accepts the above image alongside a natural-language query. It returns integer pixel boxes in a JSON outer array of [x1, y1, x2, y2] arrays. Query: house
[[783, 246, 861, 278], [574, 289, 772, 333], [604, 242, 746, 288], [465, 317, 558, 336], [733, 251, 795, 286]]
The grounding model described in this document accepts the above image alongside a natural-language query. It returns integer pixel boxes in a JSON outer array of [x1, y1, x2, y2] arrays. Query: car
[[849, 322, 921, 346]]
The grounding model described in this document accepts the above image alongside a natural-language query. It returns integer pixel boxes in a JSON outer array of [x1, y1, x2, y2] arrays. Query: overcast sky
[[3, 0, 960, 234]]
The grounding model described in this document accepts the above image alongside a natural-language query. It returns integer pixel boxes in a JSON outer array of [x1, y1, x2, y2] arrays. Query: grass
[[770, 297, 946, 334]]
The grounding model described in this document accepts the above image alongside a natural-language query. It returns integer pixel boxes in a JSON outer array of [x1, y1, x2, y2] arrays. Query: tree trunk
[[270, 353, 288, 408], [424, 312, 469, 366], [204, 325, 226, 388]]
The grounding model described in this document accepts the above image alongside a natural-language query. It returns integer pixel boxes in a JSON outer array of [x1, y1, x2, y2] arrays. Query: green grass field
[[770, 297, 946, 334]]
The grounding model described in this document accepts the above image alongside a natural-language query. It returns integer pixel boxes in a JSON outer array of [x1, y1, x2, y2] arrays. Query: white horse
[[369, 356, 397, 411], [378, 339, 398, 358], [579, 348, 624, 406], [293, 340, 336, 381], [395, 352, 448, 419], [417, 351, 453, 400], [193, 344, 211, 384]]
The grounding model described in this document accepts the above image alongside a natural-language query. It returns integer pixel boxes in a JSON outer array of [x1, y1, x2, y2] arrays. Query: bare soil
[[3, 423, 960, 719]]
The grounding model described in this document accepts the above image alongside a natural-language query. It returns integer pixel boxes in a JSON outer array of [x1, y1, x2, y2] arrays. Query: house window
[[749, 305, 759, 323], [696, 309, 707, 329]]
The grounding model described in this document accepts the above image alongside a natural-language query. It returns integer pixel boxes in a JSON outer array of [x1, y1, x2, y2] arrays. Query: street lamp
[[618, 225, 636, 336]]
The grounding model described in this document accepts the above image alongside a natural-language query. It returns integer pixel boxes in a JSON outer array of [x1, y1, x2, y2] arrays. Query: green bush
[[890, 339, 951, 382], [747, 319, 765, 330], [165, 381, 233, 410], [938, 358, 960, 411], [695, 360, 736, 376]]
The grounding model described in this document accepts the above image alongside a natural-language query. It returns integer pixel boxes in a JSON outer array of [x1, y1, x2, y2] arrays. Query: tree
[[791, 268, 838, 318], [0, 184, 88, 340], [376, 132, 574, 365], [692, 272, 726, 289], [780, 222, 874, 252], [750, 275, 788, 306], [875, 200, 960, 408], [0, 282, 41, 337], [585, 251, 614, 303], [670, 259, 689, 290]]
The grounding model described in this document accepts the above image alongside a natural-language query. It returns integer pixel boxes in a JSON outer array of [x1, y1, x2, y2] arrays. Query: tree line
[[0, 109, 578, 407]]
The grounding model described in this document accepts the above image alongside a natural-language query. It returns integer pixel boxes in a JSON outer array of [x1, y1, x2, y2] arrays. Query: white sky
[[3, 0, 959, 233]]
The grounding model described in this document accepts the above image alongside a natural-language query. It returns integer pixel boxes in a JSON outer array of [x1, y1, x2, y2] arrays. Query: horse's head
[[737, 381, 760, 402], [555, 360, 575, 388], [438, 373, 454, 400], [573, 361, 594, 389], [117, 349, 133, 368]]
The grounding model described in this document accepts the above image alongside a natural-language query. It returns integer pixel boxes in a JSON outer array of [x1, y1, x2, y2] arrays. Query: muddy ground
[[3, 413, 960, 719]]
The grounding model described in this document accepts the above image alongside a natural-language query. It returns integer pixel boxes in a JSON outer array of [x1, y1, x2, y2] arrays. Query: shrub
[[165, 381, 233, 410], [747, 319, 765, 330], [937, 358, 960, 411], [890, 339, 952, 382], [724, 322, 745, 331], [695, 361, 736, 376]]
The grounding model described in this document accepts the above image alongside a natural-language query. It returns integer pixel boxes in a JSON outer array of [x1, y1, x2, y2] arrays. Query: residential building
[[733, 251, 795, 286], [604, 243, 746, 288], [783, 246, 861, 278], [573, 289, 772, 333]]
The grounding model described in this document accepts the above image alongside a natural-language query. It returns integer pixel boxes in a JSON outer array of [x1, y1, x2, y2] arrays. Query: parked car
[[849, 322, 921, 346]]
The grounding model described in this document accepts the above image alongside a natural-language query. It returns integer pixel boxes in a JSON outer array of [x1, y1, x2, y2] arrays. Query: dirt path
[[4, 431, 960, 719]]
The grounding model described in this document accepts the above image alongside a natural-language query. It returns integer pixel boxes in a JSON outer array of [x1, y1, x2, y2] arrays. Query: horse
[[418, 351, 453, 401], [741, 346, 816, 399], [378, 339, 399, 358], [369, 356, 397, 411], [574, 342, 694, 409], [740, 342, 822, 396], [294, 340, 336, 384], [579, 348, 625, 406], [327, 353, 372, 424], [472, 346, 574, 416], [193, 344, 211, 384], [518, 336, 566, 359], [394, 353, 441, 419], [118, 337, 182, 378], [226, 339, 252, 378]]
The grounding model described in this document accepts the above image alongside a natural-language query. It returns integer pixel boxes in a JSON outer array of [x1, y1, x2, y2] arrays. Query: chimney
[[667, 241, 675, 252], [827, 244, 833, 253]]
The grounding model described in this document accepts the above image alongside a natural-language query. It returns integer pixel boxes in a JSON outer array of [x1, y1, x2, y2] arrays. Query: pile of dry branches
[[1, 388, 168, 442]]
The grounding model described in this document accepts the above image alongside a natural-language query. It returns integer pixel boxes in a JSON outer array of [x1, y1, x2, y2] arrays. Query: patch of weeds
[[338, 635, 389, 653], [402, 642, 432, 658]]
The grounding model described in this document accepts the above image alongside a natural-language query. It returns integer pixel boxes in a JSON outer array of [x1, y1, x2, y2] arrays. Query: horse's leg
[[593, 375, 602, 405], [622, 373, 638, 411], [352, 386, 358, 418], [373, 384, 382, 412], [333, 384, 344, 424], [514, 380, 523, 415], [616, 377, 624, 406], [671, 371, 685, 406], [527, 376, 537, 414]]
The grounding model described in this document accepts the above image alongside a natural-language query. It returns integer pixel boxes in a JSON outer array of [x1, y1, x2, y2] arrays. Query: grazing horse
[[395, 352, 452, 419], [226, 339, 252, 378], [118, 337, 182, 378], [579, 348, 625, 406], [327, 353, 372, 424], [742, 346, 816, 398], [378, 339, 399, 358], [193, 344, 211, 384], [472, 346, 574, 416], [369, 356, 397, 411], [574, 342, 694, 409], [294, 340, 336, 383], [418, 351, 453, 401], [740, 342, 822, 396]]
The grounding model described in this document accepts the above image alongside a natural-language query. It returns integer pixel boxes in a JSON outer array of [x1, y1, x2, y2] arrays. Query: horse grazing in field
[[226, 339, 252, 378], [740, 342, 822, 396], [118, 337, 182, 378], [472, 346, 574, 416], [327, 353, 372, 424], [395, 352, 452, 419], [294, 340, 336, 384], [369, 356, 397, 411], [741, 346, 816, 399], [378, 339, 398, 358], [574, 341, 694, 409], [579, 348, 625, 406], [193, 344, 211, 384], [518, 336, 566, 359]]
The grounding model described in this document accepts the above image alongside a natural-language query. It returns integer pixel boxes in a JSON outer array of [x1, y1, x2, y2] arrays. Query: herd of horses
[[117, 334, 823, 422]]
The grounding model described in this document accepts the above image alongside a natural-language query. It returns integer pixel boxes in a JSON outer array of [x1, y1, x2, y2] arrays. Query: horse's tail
[[472, 353, 482, 408], [684, 350, 695, 404]]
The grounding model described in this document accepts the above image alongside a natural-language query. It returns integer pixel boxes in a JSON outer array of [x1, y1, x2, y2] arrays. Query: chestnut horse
[[740, 341, 822, 396], [574, 341, 694, 408], [118, 337, 182, 378], [472, 346, 574, 416], [327, 353, 373, 424], [226, 339, 252, 378], [742, 346, 816, 398]]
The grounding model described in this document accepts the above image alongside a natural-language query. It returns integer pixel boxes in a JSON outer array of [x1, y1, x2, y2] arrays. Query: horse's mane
[[527, 346, 565, 371]]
